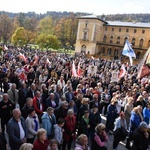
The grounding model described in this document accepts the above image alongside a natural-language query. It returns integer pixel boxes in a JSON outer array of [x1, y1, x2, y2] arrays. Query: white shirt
[[18, 121, 25, 140]]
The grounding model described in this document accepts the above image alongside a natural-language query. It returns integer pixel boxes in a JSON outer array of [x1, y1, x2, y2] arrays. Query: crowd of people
[[0, 46, 150, 150]]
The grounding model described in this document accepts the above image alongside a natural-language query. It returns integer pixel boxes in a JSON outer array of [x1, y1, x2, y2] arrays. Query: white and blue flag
[[122, 40, 136, 66]]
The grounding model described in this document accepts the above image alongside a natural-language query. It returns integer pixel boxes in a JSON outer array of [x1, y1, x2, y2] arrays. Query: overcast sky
[[0, 0, 150, 15]]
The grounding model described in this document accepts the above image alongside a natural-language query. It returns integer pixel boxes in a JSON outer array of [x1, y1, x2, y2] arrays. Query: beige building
[[75, 15, 150, 62]]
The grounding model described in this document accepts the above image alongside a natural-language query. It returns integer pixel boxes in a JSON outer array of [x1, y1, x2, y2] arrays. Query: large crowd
[[0, 46, 150, 150]]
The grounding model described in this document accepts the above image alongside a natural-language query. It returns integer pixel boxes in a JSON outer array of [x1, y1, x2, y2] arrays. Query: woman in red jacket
[[33, 128, 49, 150], [63, 109, 77, 150]]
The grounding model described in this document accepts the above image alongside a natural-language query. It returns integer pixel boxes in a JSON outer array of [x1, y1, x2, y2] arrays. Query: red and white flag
[[3, 45, 8, 51], [19, 53, 27, 62], [118, 64, 126, 79], [72, 61, 78, 77], [77, 61, 82, 77]]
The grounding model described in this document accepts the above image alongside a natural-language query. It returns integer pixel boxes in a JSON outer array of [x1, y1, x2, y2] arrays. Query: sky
[[0, 0, 150, 15]]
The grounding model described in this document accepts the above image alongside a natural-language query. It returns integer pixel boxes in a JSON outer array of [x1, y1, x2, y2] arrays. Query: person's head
[[119, 111, 125, 119], [11, 83, 16, 90], [31, 83, 36, 91], [146, 102, 150, 109], [84, 110, 89, 118], [19, 143, 33, 150], [50, 93, 55, 100], [127, 97, 134, 104], [69, 100, 75, 107], [93, 94, 98, 101], [81, 98, 89, 105], [3, 93, 9, 101], [67, 109, 74, 118], [13, 109, 21, 121], [132, 106, 142, 114], [37, 128, 47, 141], [139, 121, 150, 133], [92, 105, 98, 113], [62, 101, 68, 110], [28, 108, 36, 117], [142, 91, 148, 99], [26, 97, 33, 107], [57, 118, 65, 127], [47, 107, 54, 116], [137, 95, 143, 102], [35, 91, 41, 98], [95, 123, 106, 133], [77, 134, 88, 147], [49, 139, 58, 150]]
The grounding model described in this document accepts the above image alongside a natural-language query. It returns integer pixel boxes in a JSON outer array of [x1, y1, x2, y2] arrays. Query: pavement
[[101, 115, 128, 150]]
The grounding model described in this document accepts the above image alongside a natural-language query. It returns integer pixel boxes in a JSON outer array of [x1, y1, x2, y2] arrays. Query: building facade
[[75, 15, 150, 62]]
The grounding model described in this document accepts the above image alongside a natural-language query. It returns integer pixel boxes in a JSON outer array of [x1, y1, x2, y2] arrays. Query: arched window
[[147, 40, 150, 48], [116, 36, 120, 44], [110, 36, 113, 43], [131, 38, 136, 46], [103, 35, 107, 42], [114, 49, 119, 59], [81, 45, 86, 53], [102, 47, 105, 55], [83, 32, 87, 40], [139, 39, 144, 47], [124, 37, 128, 44], [107, 48, 112, 55], [136, 52, 141, 59]]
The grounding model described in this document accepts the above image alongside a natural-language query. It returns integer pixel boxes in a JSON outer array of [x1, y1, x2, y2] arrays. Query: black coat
[[132, 128, 149, 150]]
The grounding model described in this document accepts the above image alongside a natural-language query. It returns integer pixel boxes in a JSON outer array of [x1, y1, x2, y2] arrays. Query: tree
[[0, 14, 13, 44], [54, 15, 78, 48], [11, 27, 37, 47], [36, 33, 60, 49], [37, 17, 54, 35]]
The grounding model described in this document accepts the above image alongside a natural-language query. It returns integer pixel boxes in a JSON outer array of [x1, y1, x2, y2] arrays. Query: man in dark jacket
[[131, 121, 150, 150], [54, 101, 68, 121], [7, 109, 27, 150]]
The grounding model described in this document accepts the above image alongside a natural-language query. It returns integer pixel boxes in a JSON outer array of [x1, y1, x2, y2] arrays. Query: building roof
[[78, 15, 150, 28], [105, 21, 150, 28], [78, 15, 107, 23]]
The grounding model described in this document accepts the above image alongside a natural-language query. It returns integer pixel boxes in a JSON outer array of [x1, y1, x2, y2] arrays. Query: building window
[[147, 40, 150, 48], [110, 36, 113, 43], [126, 29, 129, 32], [114, 49, 119, 59], [102, 47, 105, 55], [83, 32, 87, 40], [134, 29, 137, 33], [142, 30, 145, 34], [107, 48, 112, 55], [85, 21, 88, 28], [131, 38, 136, 46], [103, 35, 107, 42], [105, 27, 107, 31], [119, 28, 121, 32], [112, 28, 114, 31], [139, 39, 144, 47], [116, 36, 120, 44], [136, 52, 141, 59], [124, 37, 128, 44], [81, 45, 86, 53]]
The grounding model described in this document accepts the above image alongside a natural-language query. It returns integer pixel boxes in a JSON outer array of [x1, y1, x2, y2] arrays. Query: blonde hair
[[77, 134, 88, 144], [37, 128, 47, 139], [95, 123, 106, 132], [81, 98, 89, 104], [19, 143, 33, 150]]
